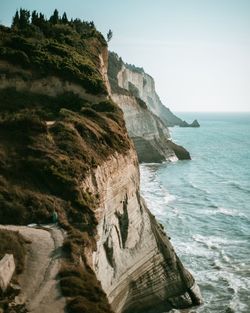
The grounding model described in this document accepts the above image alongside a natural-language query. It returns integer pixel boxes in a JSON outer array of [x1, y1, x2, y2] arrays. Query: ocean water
[[140, 112, 250, 313]]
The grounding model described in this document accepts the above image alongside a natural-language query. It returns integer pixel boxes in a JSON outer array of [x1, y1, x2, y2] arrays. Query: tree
[[19, 9, 30, 29], [89, 21, 95, 28], [62, 12, 68, 24], [107, 29, 113, 42], [50, 9, 59, 24], [12, 10, 19, 28], [31, 10, 39, 25]]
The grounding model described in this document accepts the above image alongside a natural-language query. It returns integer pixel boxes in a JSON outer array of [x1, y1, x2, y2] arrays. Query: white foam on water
[[169, 155, 178, 162], [219, 249, 231, 264], [164, 193, 176, 204], [217, 207, 247, 218], [224, 272, 250, 313], [192, 234, 221, 250]]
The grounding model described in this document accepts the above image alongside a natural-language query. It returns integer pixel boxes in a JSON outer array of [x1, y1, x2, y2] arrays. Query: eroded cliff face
[[111, 94, 177, 162], [82, 148, 201, 313], [108, 53, 190, 162], [0, 20, 201, 313], [116, 63, 183, 127]]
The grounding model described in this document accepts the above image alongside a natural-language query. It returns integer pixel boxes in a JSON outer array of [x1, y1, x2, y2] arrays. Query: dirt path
[[0, 224, 66, 313]]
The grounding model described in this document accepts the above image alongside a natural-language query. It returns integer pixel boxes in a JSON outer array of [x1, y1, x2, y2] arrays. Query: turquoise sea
[[140, 112, 250, 313]]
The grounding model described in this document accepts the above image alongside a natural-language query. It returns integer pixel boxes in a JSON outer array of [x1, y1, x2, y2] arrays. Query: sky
[[0, 0, 250, 112]]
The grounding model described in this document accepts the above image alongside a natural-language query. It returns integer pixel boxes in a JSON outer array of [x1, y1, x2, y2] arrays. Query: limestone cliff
[[112, 94, 191, 162], [82, 148, 202, 313], [108, 53, 190, 162], [108, 52, 183, 127], [0, 13, 201, 313]]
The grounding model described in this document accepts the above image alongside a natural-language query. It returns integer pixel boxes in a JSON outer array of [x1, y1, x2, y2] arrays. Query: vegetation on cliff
[[0, 9, 133, 313], [0, 9, 107, 95]]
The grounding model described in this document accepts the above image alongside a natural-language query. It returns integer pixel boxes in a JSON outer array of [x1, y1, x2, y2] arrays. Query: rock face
[[0, 20, 201, 313], [108, 52, 199, 128], [108, 53, 190, 162], [115, 60, 183, 127], [111, 94, 179, 162], [0, 254, 15, 293], [82, 148, 201, 313]]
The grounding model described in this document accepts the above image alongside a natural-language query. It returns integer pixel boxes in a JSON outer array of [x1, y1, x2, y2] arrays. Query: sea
[[140, 112, 250, 313]]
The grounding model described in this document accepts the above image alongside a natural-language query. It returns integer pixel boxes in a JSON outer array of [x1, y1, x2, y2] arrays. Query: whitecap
[[164, 193, 176, 204], [192, 234, 220, 250], [217, 207, 247, 219], [211, 259, 223, 270]]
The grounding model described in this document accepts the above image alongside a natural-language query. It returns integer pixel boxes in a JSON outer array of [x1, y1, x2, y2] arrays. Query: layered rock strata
[[0, 20, 201, 313], [108, 53, 182, 127], [112, 94, 191, 162], [108, 53, 190, 162], [83, 148, 201, 313]]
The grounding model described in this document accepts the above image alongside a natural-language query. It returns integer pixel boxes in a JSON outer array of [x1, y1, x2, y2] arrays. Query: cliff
[[0, 10, 201, 313], [108, 52, 190, 162], [111, 93, 190, 162], [108, 52, 184, 127]]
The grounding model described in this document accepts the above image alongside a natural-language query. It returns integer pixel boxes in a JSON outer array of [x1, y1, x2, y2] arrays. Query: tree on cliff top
[[62, 12, 68, 24], [49, 9, 59, 24], [107, 29, 113, 42], [12, 9, 30, 29]]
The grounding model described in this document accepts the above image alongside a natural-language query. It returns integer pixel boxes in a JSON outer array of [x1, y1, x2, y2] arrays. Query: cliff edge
[[0, 10, 201, 313], [108, 52, 190, 162]]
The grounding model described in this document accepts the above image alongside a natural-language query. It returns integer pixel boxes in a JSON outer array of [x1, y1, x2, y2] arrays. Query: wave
[[223, 180, 250, 193], [192, 234, 221, 250], [217, 207, 247, 219]]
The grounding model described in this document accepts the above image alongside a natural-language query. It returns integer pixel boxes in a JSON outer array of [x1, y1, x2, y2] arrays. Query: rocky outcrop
[[180, 119, 200, 128], [81, 148, 201, 313], [0, 254, 15, 293]]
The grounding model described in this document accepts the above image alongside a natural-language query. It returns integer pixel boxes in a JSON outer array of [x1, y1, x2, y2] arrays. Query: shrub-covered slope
[[0, 10, 107, 95], [0, 9, 132, 313]]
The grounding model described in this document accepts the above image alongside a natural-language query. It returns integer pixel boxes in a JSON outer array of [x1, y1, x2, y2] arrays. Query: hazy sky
[[1, 0, 250, 112]]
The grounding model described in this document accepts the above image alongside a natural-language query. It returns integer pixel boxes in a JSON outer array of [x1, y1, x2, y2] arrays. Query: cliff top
[[0, 9, 107, 95]]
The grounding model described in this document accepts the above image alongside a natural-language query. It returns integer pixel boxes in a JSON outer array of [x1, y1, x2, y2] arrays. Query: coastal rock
[[166, 140, 191, 160], [108, 53, 200, 129], [0, 21, 201, 313], [111, 94, 178, 162], [82, 148, 202, 313], [190, 119, 200, 127], [108, 54, 190, 162], [180, 119, 200, 128]]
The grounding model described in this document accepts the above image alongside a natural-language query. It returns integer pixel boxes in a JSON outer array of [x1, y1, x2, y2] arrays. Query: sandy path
[[0, 224, 66, 313]]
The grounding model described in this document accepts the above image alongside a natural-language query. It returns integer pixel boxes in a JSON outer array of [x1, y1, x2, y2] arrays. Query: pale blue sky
[[1, 0, 250, 111]]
